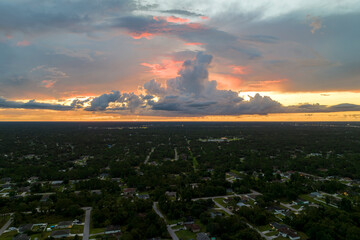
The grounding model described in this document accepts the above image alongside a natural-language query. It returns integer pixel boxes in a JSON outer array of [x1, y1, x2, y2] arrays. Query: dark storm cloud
[[0, 0, 135, 35], [161, 9, 203, 17], [0, 97, 74, 111], [242, 35, 279, 43]]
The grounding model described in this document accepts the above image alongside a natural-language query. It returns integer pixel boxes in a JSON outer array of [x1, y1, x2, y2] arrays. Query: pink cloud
[[129, 32, 154, 39], [141, 59, 183, 78], [16, 40, 30, 47], [200, 16, 210, 20], [185, 42, 205, 46], [153, 16, 189, 24], [6, 34, 13, 39]]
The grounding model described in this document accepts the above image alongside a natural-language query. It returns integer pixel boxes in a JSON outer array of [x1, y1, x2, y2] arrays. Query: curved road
[[152, 202, 179, 240]]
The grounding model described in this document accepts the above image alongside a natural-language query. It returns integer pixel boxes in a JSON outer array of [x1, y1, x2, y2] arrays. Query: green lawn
[[213, 198, 226, 207], [266, 231, 278, 236], [70, 225, 84, 234], [299, 194, 330, 208], [29, 232, 51, 240], [15, 214, 74, 226], [0, 231, 17, 240], [176, 230, 196, 240], [274, 237, 288, 240], [257, 225, 272, 232], [90, 227, 105, 235]]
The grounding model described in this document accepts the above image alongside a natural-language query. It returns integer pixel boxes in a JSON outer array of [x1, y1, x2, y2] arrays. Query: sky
[[1, 0, 360, 121]]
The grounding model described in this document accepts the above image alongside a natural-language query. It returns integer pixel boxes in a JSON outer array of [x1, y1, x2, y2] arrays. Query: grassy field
[[257, 225, 272, 232], [176, 230, 196, 240], [29, 232, 51, 240], [90, 227, 105, 235], [0, 231, 17, 240], [16, 214, 75, 226], [70, 224, 84, 234]]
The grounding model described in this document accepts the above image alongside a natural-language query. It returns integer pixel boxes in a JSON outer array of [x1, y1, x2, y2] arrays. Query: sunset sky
[[1, 0, 360, 121]]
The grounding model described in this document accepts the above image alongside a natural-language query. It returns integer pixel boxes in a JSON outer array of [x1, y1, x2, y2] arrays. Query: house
[[123, 188, 136, 195], [137, 194, 150, 200], [56, 221, 73, 229], [278, 228, 300, 240], [185, 224, 201, 233], [18, 224, 33, 233], [51, 180, 63, 185], [310, 192, 322, 198], [105, 225, 122, 234], [184, 217, 194, 225], [237, 202, 247, 207], [165, 191, 177, 198], [293, 199, 309, 205], [98, 173, 109, 180], [210, 212, 223, 218], [12, 234, 30, 240], [197, 232, 210, 240], [270, 222, 300, 240], [27, 177, 39, 184], [50, 230, 70, 238], [270, 222, 288, 231]]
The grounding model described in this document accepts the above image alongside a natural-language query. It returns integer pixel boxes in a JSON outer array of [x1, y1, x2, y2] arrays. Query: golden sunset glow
[[1, 0, 359, 121]]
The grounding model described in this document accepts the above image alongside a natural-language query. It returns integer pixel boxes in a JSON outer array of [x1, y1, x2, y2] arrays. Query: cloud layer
[[1, 52, 360, 117]]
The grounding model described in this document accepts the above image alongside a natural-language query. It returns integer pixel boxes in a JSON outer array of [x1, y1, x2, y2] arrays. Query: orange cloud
[[6, 34, 13, 39], [231, 65, 249, 75], [129, 32, 154, 39], [153, 16, 189, 24], [42, 80, 57, 88], [185, 42, 205, 46], [16, 40, 30, 46], [141, 59, 183, 78], [210, 73, 243, 90], [244, 79, 288, 91], [200, 16, 210, 20], [166, 16, 189, 23]]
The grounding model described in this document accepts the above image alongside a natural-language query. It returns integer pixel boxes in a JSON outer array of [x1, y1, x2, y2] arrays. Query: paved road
[[246, 223, 272, 240], [144, 147, 155, 164], [213, 200, 233, 215], [152, 202, 179, 240], [174, 148, 178, 161], [82, 207, 92, 240], [192, 190, 262, 201], [0, 216, 13, 236]]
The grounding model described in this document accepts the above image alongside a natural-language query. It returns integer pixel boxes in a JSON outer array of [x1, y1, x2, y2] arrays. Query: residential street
[[0, 216, 13, 236], [152, 202, 179, 240], [82, 207, 92, 240]]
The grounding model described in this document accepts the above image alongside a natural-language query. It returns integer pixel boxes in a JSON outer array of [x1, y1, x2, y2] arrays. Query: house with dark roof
[[18, 224, 33, 233], [196, 232, 210, 240], [50, 229, 70, 238], [185, 223, 201, 233], [123, 188, 136, 195], [105, 225, 122, 234]]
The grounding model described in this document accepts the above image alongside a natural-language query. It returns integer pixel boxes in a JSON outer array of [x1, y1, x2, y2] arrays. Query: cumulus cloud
[[1, 52, 360, 116]]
